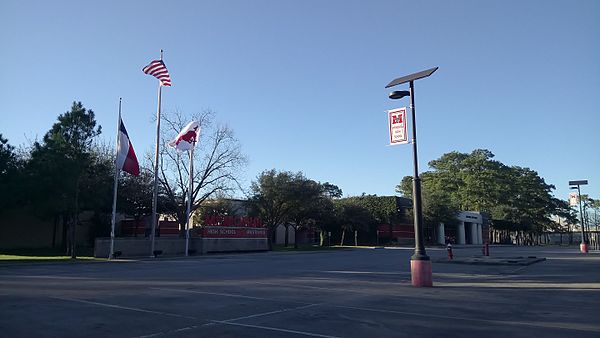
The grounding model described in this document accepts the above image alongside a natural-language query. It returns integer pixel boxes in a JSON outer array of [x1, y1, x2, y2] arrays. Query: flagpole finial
[[160, 49, 163, 60]]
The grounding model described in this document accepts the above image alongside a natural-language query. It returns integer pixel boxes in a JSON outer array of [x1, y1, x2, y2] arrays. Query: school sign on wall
[[201, 216, 267, 239]]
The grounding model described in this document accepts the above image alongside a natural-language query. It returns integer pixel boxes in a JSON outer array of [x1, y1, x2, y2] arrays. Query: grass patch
[[0, 255, 92, 261], [273, 244, 348, 252], [0, 247, 100, 262]]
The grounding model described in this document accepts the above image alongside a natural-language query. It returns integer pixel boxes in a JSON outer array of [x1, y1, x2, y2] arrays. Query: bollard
[[446, 243, 453, 260], [483, 242, 489, 256]]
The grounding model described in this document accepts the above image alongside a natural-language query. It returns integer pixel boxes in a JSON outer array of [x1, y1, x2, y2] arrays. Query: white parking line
[[435, 281, 600, 289], [326, 303, 600, 333], [221, 303, 321, 322], [134, 325, 202, 338], [507, 265, 531, 274], [242, 283, 600, 333], [207, 320, 341, 338], [319, 270, 410, 275], [150, 287, 310, 304], [132, 301, 326, 338], [254, 281, 376, 294], [51, 297, 196, 320]]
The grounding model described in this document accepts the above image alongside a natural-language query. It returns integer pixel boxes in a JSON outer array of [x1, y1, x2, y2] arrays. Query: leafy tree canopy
[[335, 195, 403, 225], [25, 101, 102, 218], [0, 134, 23, 214], [250, 169, 343, 246], [23, 101, 103, 255], [397, 149, 575, 232]]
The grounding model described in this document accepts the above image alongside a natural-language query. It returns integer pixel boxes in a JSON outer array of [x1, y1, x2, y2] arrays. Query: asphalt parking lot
[[1, 245, 599, 337]]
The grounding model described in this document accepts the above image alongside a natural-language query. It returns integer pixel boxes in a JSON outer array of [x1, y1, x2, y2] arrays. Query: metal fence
[[489, 229, 600, 249]]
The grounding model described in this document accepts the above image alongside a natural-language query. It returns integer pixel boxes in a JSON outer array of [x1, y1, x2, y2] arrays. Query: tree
[[334, 202, 375, 246], [333, 195, 399, 245], [311, 196, 338, 246], [113, 164, 175, 237], [425, 149, 509, 212], [286, 178, 329, 248], [79, 146, 114, 244], [250, 169, 343, 248], [340, 194, 406, 225], [581, 195, 600, 236], [25, 102, 101, 257], [118, 169, 155, 221], [586, 198, 600, 233], [0, 134, 17, 176], [195, 197, 243, 227], [250, 169, 300, 247], [500, 166, 560, 232], [157, 110, 247, 232], [397, 149, 575, 241], [306, 182, 343, 247], [0, 134, 22, 215], [321, 182, 343, 198], [398, 174, 459, 229]]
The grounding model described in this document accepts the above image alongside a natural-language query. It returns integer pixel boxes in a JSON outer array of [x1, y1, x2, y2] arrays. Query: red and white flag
[[142, 60, 172, 87], [169, 121, 200, 151], [117, 118, 140, 176]]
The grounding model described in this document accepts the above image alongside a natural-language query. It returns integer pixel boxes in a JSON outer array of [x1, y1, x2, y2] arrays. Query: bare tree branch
[[157, 110, 247, 227]]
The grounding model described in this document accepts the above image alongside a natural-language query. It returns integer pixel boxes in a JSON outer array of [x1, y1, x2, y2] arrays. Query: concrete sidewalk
[[435, 255, 547, 266]]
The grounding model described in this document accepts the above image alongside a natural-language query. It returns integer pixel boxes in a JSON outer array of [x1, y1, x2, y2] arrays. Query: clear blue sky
[[1, 0, 599, 201]]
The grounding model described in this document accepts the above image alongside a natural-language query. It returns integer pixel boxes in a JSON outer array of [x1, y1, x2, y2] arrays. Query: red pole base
[[580, 243, 588, 253], [410, 259, 433, 287]]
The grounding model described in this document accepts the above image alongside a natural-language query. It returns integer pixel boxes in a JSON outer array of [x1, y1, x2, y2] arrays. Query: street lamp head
[[389, 90, 410, 100]]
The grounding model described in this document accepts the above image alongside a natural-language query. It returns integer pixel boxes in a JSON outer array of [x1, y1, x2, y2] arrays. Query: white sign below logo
[[388, 107, 408, 145]]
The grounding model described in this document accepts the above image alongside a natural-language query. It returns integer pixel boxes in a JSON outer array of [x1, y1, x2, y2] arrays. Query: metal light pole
[[386, 67, 438, 287], [569, 180, 588, 253]]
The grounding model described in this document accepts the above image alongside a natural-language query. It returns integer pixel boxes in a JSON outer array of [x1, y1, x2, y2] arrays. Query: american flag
[[142, 60, 172, 86]]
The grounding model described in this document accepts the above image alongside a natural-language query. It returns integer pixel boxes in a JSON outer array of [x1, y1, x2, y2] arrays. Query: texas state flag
[[116, 118, 140, 176], [168, 121, 200, 151]]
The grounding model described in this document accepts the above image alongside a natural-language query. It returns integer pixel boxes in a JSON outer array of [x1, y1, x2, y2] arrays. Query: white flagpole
[[150, 49, 163, 257], [185, 146, 194, 256], [109, 98, 122, 260]]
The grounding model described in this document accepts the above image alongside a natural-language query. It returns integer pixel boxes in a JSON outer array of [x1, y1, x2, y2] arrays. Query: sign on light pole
[[388, 108, 408, 145], [569, 192, 579, 207]]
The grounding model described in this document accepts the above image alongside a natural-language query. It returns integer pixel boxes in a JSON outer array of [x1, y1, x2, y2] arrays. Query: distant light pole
[[386, 67, 438, 287], [569, 180, 588, 253]]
